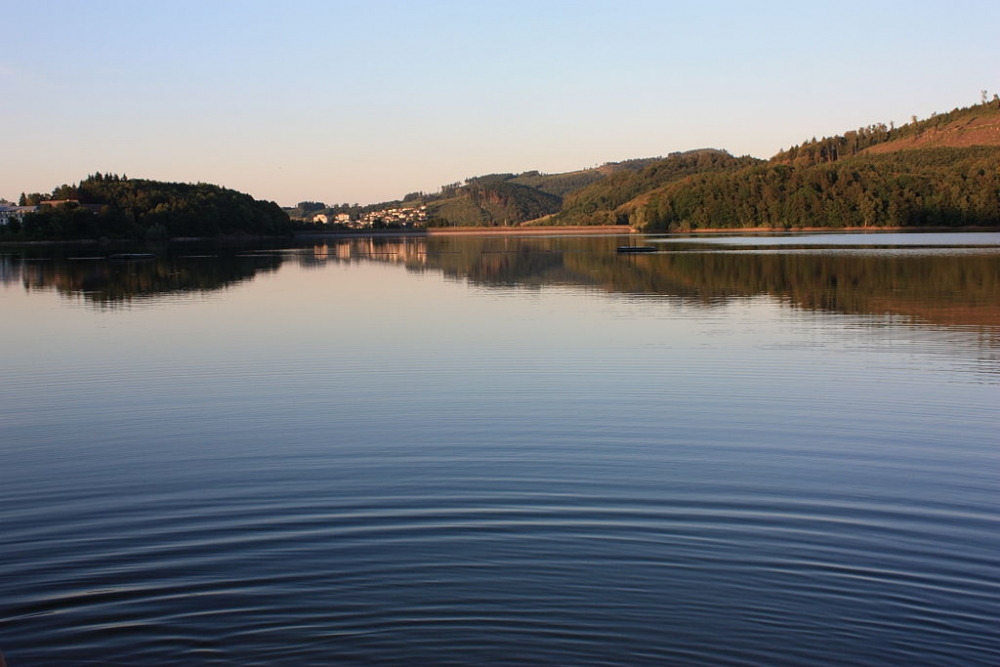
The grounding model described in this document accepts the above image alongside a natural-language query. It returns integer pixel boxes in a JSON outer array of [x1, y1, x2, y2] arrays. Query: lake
[[1, 231, 998, 666]]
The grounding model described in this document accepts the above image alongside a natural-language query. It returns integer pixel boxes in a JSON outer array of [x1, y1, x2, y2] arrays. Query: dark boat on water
[[616, 245, 656, 253], [108, 253, 156, 261]]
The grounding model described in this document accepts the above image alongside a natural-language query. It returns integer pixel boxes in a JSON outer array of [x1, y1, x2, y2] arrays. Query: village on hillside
[[306, 205, 429, 229]]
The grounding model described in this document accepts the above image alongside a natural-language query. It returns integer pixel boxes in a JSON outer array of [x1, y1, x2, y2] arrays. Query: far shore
[[427, 225, 633, 236], [4, 225, 996, 248], [293, 225, 634, 239], [294, 224, 997, 240]]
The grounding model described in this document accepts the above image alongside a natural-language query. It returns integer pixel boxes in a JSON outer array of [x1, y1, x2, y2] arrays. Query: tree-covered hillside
[[506, 169, 605, 198], [590, 100, 1000, 232], [636, 146, 1000, 231], [424, 175, 564, 226], [506, 158, 666, 198], [549, 100, 1000, 231], [630, 100, 1000, 231], [6, 174, 291, 241], [553, 149, 762, 226]]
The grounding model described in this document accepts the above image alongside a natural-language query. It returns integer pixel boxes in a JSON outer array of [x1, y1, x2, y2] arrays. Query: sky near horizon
[[3, 0, 998, 208]]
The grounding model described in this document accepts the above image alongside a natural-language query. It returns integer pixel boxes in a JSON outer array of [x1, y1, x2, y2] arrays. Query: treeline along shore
[[2, 175, 291, 242]]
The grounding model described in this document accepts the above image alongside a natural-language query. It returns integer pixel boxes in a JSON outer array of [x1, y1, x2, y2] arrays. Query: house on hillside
[[0, 200, 36, 226]]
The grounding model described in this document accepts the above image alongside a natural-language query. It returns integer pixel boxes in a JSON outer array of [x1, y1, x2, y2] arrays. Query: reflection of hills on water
[[584, 249, 1000, 329], [13, 250, 282, 306], [423, 236, 609, 287], [306, 236, 1000, 333], [303, 235, 621, 286], [8, 236, 998, 333]]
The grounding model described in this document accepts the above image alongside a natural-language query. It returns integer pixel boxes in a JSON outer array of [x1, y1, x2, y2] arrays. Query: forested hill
[[421, 158, 669, 227], [552, 149, 762, 226], [635, 146, 1000, 231], [291, 100, 1000, 231], [541, 100, 1000, 232], [7, 174, 291, 241], [506, 157, 667, 197], [425, 175, 563, 227], [632, 100, 1000, 231]]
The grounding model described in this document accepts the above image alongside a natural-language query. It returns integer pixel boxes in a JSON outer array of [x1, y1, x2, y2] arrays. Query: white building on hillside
[[0, 201, 35, 226]]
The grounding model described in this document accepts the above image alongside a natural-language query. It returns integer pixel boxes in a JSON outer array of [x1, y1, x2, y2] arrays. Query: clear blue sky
[[3, 0, 998, 207]]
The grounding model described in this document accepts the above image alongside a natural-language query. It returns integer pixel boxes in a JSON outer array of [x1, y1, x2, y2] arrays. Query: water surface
[[1, 232, 998, 665]]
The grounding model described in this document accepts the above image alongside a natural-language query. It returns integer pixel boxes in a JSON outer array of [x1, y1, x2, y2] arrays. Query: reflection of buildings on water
[[0, 254, 22, 285], [21, 261, 56, 292], [309, 237, 428, 266]]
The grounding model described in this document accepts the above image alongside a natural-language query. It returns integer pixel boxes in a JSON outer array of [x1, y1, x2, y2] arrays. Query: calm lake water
[[2, 232, 998, 666]]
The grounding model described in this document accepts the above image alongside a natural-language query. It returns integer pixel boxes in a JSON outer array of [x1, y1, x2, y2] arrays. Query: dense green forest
[[637, 146, 1000, 231], [554, 101, 1000, 230], [4, 174, 291, 241], [553, 149, 762, 226]]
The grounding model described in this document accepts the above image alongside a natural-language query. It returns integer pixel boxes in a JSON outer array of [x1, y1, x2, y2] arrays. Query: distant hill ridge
[[296, 100, 1000, 230], [532, 99, 1000, 231], [618, 100, 1000, 231]]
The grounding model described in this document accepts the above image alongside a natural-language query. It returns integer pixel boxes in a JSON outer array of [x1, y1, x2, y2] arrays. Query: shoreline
[[427, 225, 633, 236], [660, 225, 1000, 234], [295, 223, 998, 240], [293, 225, 635, 240], [4, 225, 997, 248]]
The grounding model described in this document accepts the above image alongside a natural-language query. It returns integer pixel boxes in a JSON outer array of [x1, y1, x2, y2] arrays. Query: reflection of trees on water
[[583, 249, 1000, 329], [302, 235, 624, 287], [631, 247, 995, 330], [7, 236, 999, 335], [305, 236, 1000, 333], [11, 249, 282, 307]]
